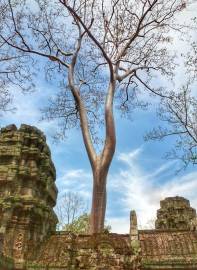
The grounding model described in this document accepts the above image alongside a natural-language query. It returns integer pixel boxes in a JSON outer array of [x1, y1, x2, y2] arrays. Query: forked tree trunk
[[88, 81, 116, 234], [68, 51, 116, 233]]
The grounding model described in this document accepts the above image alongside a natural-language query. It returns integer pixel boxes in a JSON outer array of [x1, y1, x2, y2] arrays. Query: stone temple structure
[[140, 196, 197, 269], [0, 124, 58, 269], [155, 196, 196, 230], [0, 124, 197, 270]]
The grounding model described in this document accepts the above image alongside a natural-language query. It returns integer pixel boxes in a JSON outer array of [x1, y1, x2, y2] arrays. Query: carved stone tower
[[155, 196, 196, 230], [0, 124, 58, 269]]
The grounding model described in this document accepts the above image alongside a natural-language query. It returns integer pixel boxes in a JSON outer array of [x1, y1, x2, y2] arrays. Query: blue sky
[[1, 79, 197, 233], [1, 1, 197, 233]]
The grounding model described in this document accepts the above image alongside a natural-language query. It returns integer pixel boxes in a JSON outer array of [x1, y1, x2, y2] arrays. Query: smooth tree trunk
[[67, 26, 116, 233], [89, 157, 108, 234], [69, 78, 116, 233], [89, 81, 116, 234]]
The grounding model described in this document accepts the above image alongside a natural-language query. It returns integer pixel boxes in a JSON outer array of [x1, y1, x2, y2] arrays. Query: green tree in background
[[63, 213, 111, 234], [56, 192, 111, 233], [56, 192, 87, 231], [63, 213, 90, 234]]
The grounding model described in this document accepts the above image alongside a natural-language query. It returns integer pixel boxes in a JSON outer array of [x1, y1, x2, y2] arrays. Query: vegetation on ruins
[[0, 0, 195, 233], [62, 213, 90, 233], [62, 213, 111, 233]]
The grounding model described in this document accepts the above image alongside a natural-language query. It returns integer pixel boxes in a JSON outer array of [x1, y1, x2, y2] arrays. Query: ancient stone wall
[[26, 233, 140, 270], [139, 230, 197, 269], [0, 124, 58, 269]]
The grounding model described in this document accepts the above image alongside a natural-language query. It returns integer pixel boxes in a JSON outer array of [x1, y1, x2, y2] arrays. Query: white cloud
[[109, 148, 197, 233], [54, 148, 197, 234], [56, 169, 92, 199], [1, 85, 58, 135], [106, 217, 129, 234], [118, 147, 143, 165]]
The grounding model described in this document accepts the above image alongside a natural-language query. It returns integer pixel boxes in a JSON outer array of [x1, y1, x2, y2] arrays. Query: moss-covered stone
[[0, 124, 58, 268], [155, 196, 196, 230]]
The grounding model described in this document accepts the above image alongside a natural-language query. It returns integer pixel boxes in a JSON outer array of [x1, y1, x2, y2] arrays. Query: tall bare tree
[[0, 0, 190, 233], [55, 191, 87, 230]]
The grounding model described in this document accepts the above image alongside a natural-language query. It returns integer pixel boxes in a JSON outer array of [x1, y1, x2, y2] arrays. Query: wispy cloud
[[54, 147, 197, 233], [0, 85, 59, 138], [56, 169, 92, 199], [109, 147, 197, 233]]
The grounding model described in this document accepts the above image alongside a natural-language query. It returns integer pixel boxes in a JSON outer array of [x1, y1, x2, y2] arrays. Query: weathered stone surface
[[139, 230, 197, 269], [0, 124, 58, 269], [155, 196, 196, 230], [26, 233, 140, 270], [130, 211, 138, 241]]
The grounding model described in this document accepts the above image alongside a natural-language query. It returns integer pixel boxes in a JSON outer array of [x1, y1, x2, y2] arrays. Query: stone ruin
[[155, 196, 196, 230], [0, 124, 197, 270], [0, 124, 57, 269]]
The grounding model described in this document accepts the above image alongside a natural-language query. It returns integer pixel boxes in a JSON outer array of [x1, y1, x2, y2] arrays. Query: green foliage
[[62, 213, 111, 234], [63, 213, 89, 234]]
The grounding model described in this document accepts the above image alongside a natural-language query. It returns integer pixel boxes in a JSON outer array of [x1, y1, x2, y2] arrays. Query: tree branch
[[67, 21, 97, 168]]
